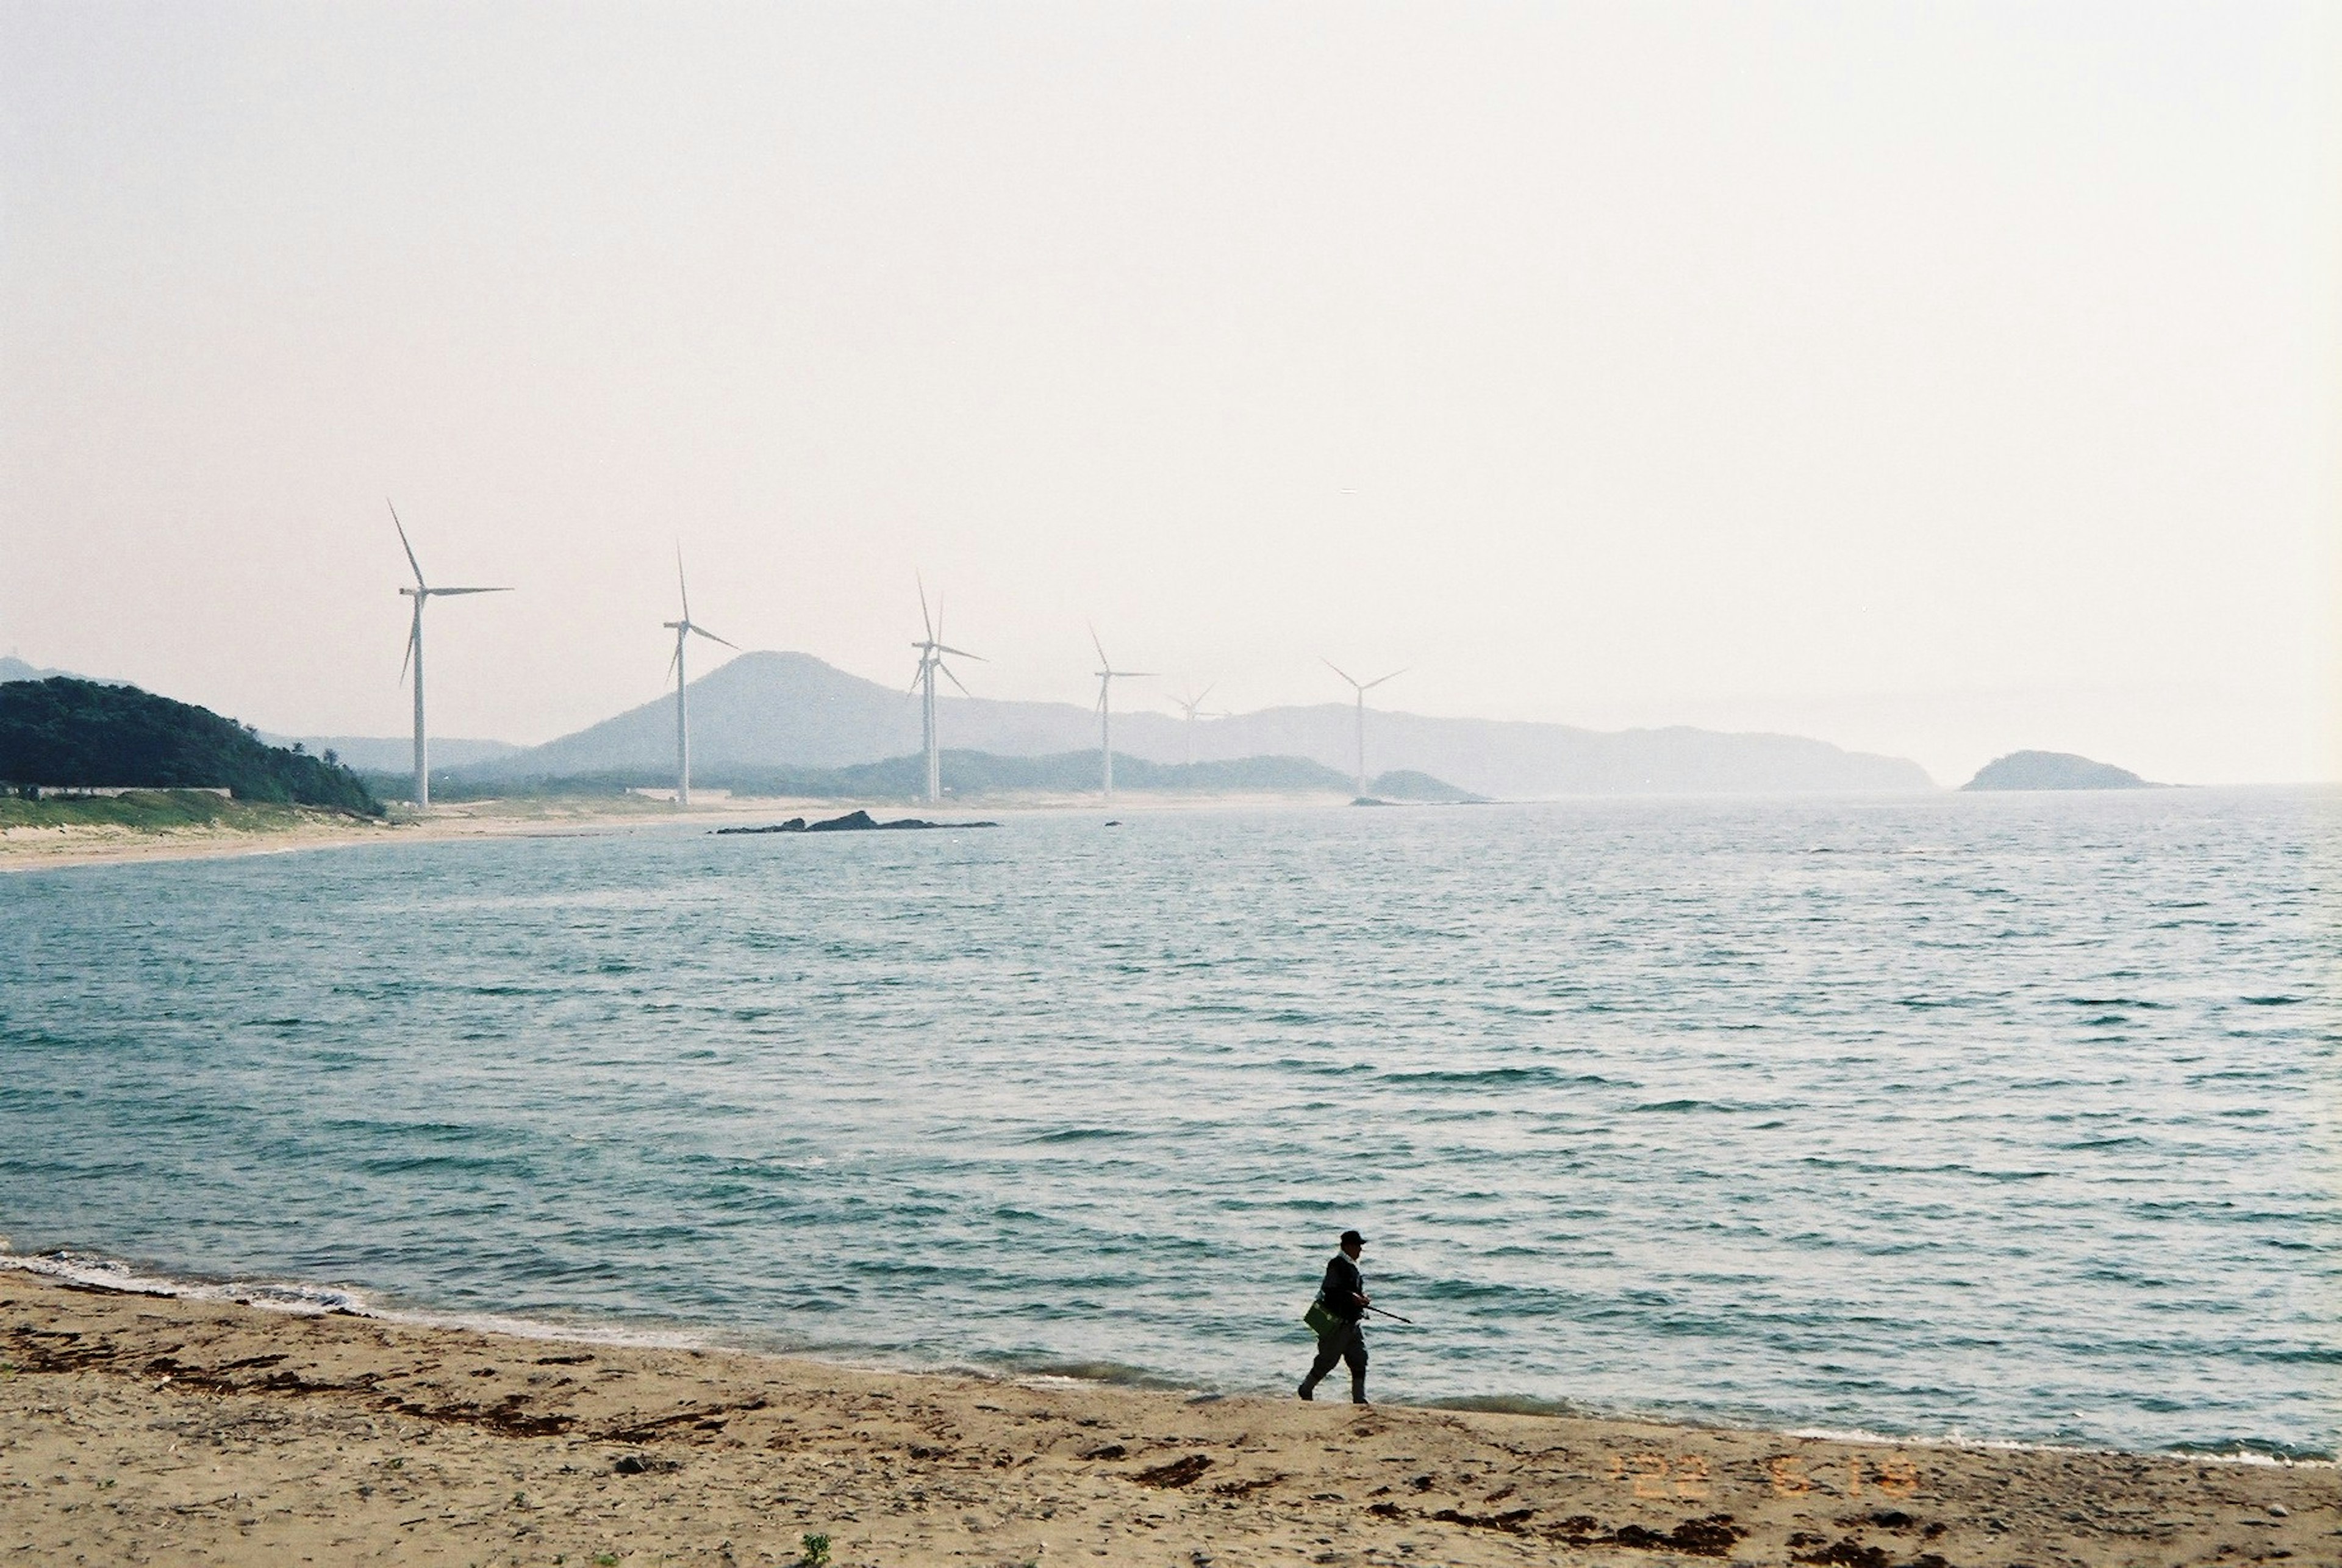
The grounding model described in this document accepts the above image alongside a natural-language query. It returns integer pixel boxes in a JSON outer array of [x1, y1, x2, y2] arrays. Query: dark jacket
[[1319, 1253, 1366, 1322]]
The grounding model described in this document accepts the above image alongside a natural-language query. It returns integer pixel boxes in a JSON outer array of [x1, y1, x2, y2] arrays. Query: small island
[[1961, 750, 2158, 791]]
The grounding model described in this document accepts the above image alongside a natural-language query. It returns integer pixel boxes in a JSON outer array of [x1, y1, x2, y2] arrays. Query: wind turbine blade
[[667, 642, 681, 686], [1121, 670, 1158, 679], [1088, 623, 1108, 667], [691, 625, 739, 650], [389, 500, 425, 588], [939, 662, 973, 698], [1364, 667, 1409, 690], [676, 545, 691, 622], [909, 660, 926, 695], [399, 622, 415, 686], [917, 573, 934, 643], [428, 586, 513, 596], [1323, 658, 1359, 689], [1198, 682, 1216, 706], [933, 643, 984, 661]]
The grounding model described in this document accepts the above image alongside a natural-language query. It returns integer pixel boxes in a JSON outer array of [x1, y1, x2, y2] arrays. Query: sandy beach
[[1, 1269, 2329, 1567], [0, 795, 822, 873], [0, 790, 1351, 873]]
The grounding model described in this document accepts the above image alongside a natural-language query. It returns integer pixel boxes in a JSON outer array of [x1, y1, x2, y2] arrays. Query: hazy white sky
[[4, 2, 2335, 785]]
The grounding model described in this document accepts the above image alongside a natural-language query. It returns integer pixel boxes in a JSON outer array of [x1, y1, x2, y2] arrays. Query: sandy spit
[[1, 1272, 2330, 1567]]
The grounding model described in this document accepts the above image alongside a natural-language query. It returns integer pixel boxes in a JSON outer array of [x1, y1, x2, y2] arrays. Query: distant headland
[[1961, 750, 2160, 791]]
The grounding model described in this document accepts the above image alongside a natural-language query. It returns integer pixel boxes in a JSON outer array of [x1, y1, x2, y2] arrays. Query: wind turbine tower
[[1171, 684, 1218, 766], [1090, 627, 1155, 798], [664, 548, 738, 809], [1324, 660, 1407, 799], [392, 502, 512, 811], [908, 579, 983, 805]]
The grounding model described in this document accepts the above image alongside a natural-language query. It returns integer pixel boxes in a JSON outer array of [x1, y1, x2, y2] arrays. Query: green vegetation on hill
[[0, 790, 365, 834], [0, 677, 382, 815], [1370, 769, 1490, 803], [434, 749, 1363, 801], [726, 750, 1361, 798], [392, 748, 1486, 805]]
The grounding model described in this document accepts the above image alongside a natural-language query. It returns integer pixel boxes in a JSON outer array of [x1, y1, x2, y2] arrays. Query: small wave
[[1, 1247, 371, 1316], [1423, 1392, 1602, 1418], [0, 1245, 705, 1352], [989, 1356, 1184, 1390], [1378, 1066, 1617, 1089]]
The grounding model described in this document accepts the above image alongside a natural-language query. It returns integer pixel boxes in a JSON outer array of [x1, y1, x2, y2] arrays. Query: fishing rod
[[1364, 1304, 1414, 1325]]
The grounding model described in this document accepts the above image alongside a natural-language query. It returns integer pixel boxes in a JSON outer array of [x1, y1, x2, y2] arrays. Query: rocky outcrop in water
[[715, 809, 998, 835]]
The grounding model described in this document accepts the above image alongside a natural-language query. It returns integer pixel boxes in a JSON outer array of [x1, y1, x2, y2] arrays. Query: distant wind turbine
[[909, 578, 983, 805], [1170, 684, 1218, 767], [1090, 626, 1155, 798], [391, 501, 511, 811], [1324, 660, 1406, 799], [664, 547, 738, 809]]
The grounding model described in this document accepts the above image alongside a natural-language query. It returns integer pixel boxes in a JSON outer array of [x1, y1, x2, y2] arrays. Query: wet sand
[[2, 1269, 2330, 1567]]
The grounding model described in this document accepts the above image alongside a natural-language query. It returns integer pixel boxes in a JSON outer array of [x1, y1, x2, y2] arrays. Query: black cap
[[1341, 1230, 1366, 1247]]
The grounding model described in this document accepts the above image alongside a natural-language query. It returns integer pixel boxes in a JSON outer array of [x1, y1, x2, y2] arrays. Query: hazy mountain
[[470, 651, 1935, 796], [1961, 751, 2157, 790], [0, 655, 116, 686]]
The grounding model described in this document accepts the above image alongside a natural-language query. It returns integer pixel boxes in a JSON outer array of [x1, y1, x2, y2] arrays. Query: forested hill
[[0, 677, 382, 815]]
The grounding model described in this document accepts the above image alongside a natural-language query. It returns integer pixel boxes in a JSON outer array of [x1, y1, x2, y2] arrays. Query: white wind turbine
[[1170, 684, 1219, 767], [664, 548, 738, 809], [1090, 626, 1155, 798], [392, 501, 511, 811], [909, 578, 983, 805], [1324, 660, 1407, 799]]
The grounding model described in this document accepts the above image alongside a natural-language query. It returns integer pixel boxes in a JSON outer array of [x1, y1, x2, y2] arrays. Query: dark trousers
[[1301, 1319, 1367, 1403]]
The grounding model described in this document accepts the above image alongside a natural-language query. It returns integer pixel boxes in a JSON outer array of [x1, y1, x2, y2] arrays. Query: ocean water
[[2, 790, 2336, 1458]]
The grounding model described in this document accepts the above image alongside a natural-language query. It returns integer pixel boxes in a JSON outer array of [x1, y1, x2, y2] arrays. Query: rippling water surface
[[4, 790, 2336, 1456]]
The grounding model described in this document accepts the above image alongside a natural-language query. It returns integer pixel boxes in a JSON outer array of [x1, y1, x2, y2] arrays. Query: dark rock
[[715, 811, 997, 836], [1131, 1453, 1212, 1489]]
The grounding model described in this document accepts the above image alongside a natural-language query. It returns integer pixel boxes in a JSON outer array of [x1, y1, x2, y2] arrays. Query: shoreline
[[23, 1254, 2323, 1479], [0, 790, 1365, 873], [4, 1265, 2332, 1566], [10, 1248, 2329, 1470]]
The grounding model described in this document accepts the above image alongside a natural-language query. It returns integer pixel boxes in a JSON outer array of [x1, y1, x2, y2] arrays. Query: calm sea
[[3, 790, 2336, 1458]]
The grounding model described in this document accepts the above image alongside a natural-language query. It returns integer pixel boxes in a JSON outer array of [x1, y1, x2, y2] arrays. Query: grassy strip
[[0, 790, 367, 833]]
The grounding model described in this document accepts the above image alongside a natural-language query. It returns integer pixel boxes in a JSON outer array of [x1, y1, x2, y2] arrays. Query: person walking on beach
[[1299, 1229, 1371, 1404]]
